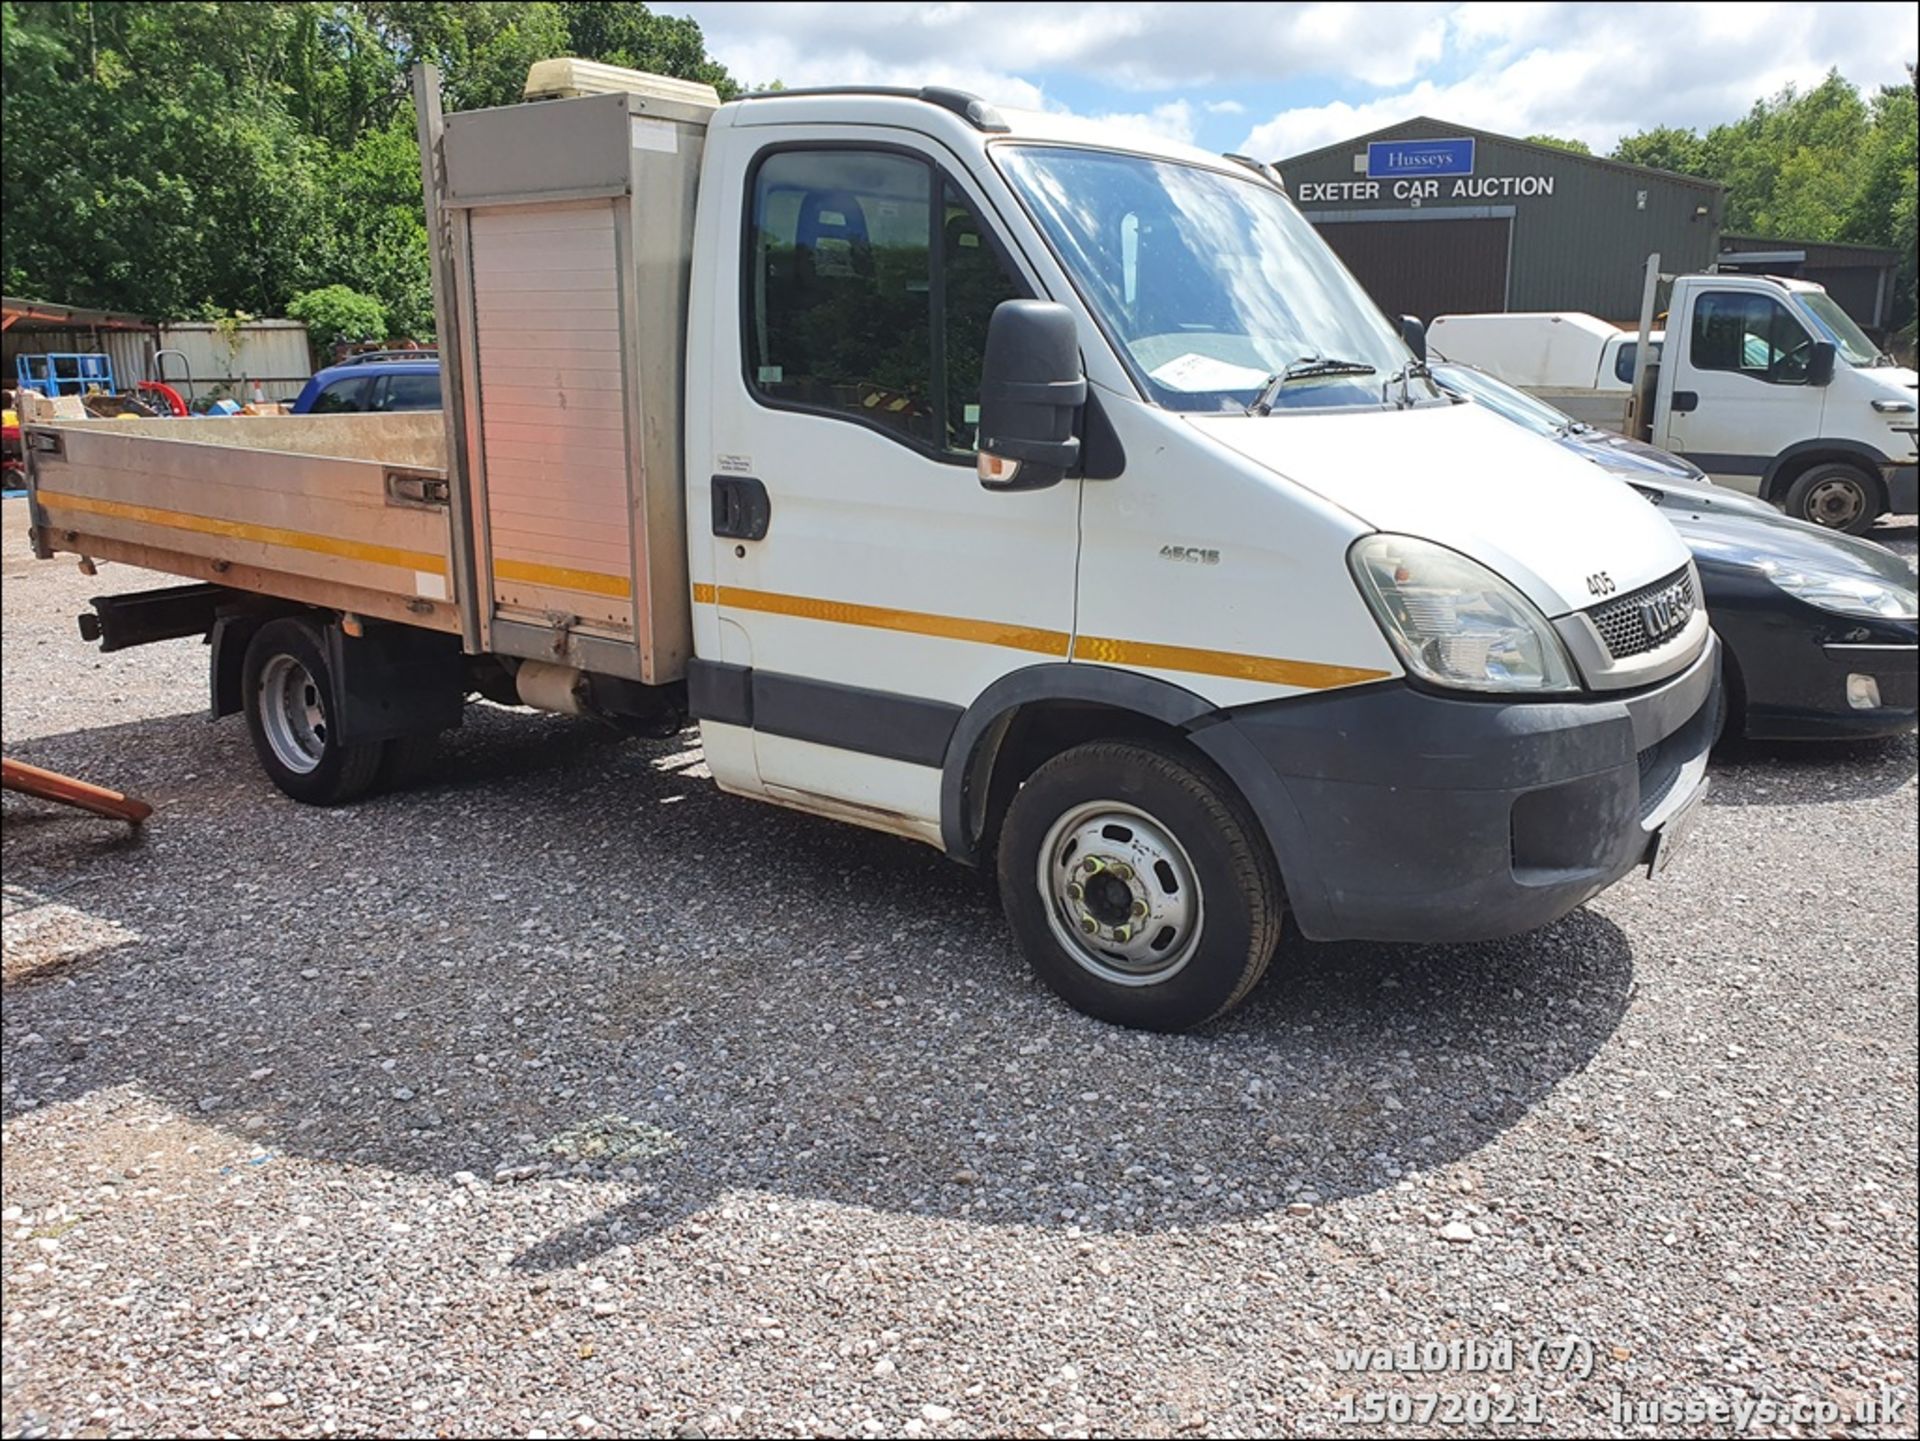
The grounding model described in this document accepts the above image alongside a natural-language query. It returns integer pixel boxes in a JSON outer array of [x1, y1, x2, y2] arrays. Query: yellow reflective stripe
[[1075, 634, 1390, 690], [35, 488, 446, 576], [689, 582, 1386, 689], [695, 582, 1070, 656], [494, 557, 632, 599]]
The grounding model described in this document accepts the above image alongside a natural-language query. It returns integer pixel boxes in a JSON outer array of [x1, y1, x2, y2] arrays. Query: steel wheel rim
[[259, 653, 328, 775], [1807, 477, 1865, 529], [1037, 800, 1204, 986]]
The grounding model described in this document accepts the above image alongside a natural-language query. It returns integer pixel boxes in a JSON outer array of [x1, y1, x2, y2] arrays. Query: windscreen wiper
[[1248, 356, 1377, 415]]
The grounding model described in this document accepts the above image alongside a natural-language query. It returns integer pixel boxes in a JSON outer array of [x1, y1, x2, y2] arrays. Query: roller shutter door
[[1317, 216, 1511, 322], [468, 200, 636, 633]]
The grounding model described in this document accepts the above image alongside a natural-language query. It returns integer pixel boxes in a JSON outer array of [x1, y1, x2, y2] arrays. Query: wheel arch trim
[[1761, 438, 1892, 502], [938, 663, 1335, 931]]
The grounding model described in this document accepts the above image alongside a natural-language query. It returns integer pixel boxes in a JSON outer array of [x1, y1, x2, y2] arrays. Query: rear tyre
[[996, 739, 1283, 1032], [242, 618, 387, 805], [1783, 462, 1880, 535], [379, 732, 441, 790]]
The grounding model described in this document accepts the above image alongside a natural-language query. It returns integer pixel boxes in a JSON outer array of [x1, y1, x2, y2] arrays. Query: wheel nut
[[1079, 915, 1098, 935], [1109, 863, 1133, 881], [1066, 882, 1084, 901], [1131, 899, 1149, 919], [1083, 857, 1104, 874], [1113, 924, 1132, 943]]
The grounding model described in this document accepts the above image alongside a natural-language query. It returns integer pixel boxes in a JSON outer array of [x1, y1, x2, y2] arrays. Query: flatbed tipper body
[[28, 414, 457, 633], [23, 59, 1722, 1032]]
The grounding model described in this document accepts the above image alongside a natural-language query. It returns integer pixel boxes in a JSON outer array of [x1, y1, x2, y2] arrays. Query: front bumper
[[1191, 637, 1718, 943], [1742, 637, 1919, 740]]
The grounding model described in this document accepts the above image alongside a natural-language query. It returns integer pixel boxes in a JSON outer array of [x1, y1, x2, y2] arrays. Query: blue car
[[290, 352, 441, 416]]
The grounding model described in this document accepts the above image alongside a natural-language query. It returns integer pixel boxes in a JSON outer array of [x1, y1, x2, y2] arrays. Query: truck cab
[[1650, 273, 1917, 532], [674, 89, 1718, 1025]]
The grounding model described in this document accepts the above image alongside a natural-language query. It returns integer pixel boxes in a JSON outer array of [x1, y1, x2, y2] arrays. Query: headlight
[[1349, 535, 1580, 693], [1765, 566, 1918, 620]]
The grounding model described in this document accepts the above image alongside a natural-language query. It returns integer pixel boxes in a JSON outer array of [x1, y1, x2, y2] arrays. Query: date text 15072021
[[1336, 1393, 1547, 1427]]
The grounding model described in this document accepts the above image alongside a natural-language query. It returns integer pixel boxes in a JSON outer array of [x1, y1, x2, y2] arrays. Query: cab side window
[[1689, 293, 1812, 383], [747, 149, 1027, 457], [1613, 339, 1661, 385]]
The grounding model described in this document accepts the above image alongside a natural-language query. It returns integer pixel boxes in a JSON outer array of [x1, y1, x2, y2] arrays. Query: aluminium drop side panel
[[439, 89, 709, 684], [25, 413, 459, 632]]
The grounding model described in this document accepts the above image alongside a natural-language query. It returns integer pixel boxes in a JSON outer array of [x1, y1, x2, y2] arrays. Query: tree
[[559, 1, 740, 99], [1700, 70, 1870, 238], [1610, 125, 1707, 177], [0, 1, 739, 324], [287, 284, 388, 351], [1844, 68, 1918, 338], [1608, 68, 1917, 335], [1526, 134, 1591, 155]]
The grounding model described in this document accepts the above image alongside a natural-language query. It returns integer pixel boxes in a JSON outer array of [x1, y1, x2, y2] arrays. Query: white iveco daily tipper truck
[[23, 62, 1719, 1031]]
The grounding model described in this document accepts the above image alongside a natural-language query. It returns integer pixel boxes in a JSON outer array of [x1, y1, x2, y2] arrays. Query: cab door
[[1658, 287, 1825, 491], [698, 130, 1079, 834]]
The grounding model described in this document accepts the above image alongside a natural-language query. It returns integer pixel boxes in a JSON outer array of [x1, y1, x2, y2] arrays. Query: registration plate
[[1647, 778, 1708, 877]]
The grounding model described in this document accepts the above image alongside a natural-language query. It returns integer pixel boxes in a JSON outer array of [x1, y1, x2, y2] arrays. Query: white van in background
[[1432, 277, 1918, 534], [1428, 311, 1658, 395]]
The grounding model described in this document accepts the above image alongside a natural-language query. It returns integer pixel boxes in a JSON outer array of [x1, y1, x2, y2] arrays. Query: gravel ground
[[3, 495, 1916, 1439]]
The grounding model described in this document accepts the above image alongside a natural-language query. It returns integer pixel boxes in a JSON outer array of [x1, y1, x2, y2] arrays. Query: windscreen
[[1796, 290, 1882, 367], [997, 145, 1433, 413]]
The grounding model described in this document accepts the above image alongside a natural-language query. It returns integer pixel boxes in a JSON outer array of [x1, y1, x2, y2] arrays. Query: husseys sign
[[1294, 135, 1560, 204]]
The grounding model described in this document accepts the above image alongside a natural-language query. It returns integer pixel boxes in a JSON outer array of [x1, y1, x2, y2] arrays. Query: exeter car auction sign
[[1294, 136, 1560, 204]]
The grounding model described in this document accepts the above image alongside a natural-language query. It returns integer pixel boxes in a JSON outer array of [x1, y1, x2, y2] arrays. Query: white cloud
[[671, 1, 1455, 96], [1084, 100, 1200, 147], [659, 2, 1915, 163], [1242, 2, 1916, 159]]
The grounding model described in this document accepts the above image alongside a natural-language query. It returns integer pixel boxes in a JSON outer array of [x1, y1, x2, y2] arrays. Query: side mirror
[[1807, 340, 1836, 388], [1399, 315, 1427, 363], [976, 299, 1085, 491]]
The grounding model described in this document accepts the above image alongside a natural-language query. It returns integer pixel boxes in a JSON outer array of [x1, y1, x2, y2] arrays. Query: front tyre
[[996, 739, 1283, 1031], [242, 617, 387, 805], [1783, 461, 1880, 535]]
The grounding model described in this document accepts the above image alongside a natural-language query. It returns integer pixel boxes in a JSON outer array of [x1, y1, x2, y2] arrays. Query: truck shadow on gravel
[[4, 705, 1634, 1261]]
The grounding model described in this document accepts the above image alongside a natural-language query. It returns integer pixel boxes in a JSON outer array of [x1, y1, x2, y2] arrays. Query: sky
[[664, 1, 1917, 159]]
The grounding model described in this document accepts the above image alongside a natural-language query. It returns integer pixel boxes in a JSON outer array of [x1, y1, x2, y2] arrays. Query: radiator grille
[[1588, 566, 1696, 660]]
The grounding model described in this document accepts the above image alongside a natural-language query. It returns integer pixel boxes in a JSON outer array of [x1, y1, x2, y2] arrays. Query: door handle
[[1670, 391, 1698, 414], [711, 475, 771, 541]]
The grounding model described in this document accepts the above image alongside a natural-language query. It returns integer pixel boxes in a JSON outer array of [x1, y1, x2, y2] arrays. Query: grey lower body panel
[[1191, 638, 1719, 944]]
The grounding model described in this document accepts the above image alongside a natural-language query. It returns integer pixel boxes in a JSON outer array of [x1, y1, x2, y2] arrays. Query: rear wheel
[[1783, 462, 1880, 535], [996, 739, 1283, 1031], [242, 618, 386, 805]]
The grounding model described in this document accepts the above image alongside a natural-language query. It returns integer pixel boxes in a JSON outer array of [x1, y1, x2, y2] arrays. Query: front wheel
[[242, 617, 387, 805], [996, 739, 1284, 1031], [1783, 462, 1881, 535]]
